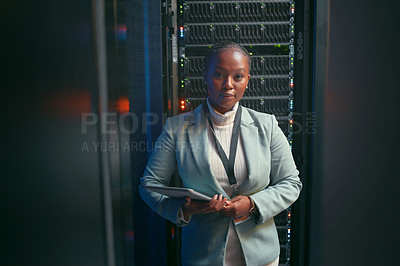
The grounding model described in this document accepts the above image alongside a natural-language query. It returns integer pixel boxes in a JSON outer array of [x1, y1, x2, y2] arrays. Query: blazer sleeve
[[138, 117, 186, 225], [250, 115, 302, 224]]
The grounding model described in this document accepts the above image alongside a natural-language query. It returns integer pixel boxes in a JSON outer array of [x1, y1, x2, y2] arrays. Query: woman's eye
[[235, 75, 243, 79], [214, 73, 223, 78]]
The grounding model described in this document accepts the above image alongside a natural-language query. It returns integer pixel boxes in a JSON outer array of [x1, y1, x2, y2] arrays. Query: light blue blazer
[[139, 103, 302, 266]]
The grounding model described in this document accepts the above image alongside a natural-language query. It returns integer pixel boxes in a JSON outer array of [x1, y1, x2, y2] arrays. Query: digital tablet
[[144, 185, 212, 201]]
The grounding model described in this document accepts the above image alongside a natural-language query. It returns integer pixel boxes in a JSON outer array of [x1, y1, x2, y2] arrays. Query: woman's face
[[204, 49, 250, 114]]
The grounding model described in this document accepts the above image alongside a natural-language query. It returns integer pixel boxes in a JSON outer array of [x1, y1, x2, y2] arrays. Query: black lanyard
[[202, 100, 242, 187]]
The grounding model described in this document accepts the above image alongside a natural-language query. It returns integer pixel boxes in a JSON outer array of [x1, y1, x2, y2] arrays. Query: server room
[[3, 0, 399, 265]]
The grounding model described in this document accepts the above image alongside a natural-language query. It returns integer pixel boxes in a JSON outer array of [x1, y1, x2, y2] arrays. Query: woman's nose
[[224, 76, 234, 89]]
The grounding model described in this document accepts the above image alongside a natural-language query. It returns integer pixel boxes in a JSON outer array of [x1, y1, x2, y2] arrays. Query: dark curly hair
[[204, 41, 251, 73]]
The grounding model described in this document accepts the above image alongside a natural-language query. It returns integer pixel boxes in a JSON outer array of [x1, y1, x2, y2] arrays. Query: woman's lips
[[221, 94, 235, 98]]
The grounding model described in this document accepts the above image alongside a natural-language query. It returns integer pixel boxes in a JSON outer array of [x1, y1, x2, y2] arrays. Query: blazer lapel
[[186, 105, 228, 197], [237, 107, 261, 194]]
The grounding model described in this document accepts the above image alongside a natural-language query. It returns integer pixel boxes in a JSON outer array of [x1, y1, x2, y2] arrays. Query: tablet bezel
[[144, 185, 212, 201]]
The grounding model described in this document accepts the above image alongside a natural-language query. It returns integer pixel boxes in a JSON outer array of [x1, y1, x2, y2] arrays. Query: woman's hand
[[219, 196, 252, 219], [182, 194, 227, 220]]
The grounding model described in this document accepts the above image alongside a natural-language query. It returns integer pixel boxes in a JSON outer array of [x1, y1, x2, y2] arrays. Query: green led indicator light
[[180, 11, 183, 13], [180, 5, 182, 8], [181, 64, 183, 67], [250, 52, 253, 55], [181, 85, 184, 87]]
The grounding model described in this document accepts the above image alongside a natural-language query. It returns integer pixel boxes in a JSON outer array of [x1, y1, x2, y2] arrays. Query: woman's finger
[[215, 195, 226, 210], [212, 195, 222, 210], [202, 194, 226, 213], [212, 195, 227, 212], [207, 194, 218, 208], [218, 194, 223, 202]]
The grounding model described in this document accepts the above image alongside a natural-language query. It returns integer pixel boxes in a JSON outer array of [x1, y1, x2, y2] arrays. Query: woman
[[139, 41, 302, 266]]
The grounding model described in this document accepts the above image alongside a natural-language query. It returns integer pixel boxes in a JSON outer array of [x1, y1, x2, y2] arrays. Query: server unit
[[162, 0, 311, 265]]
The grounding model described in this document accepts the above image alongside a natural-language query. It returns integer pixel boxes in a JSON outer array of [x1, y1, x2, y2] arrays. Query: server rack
[[162, 0, 311, 265]]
